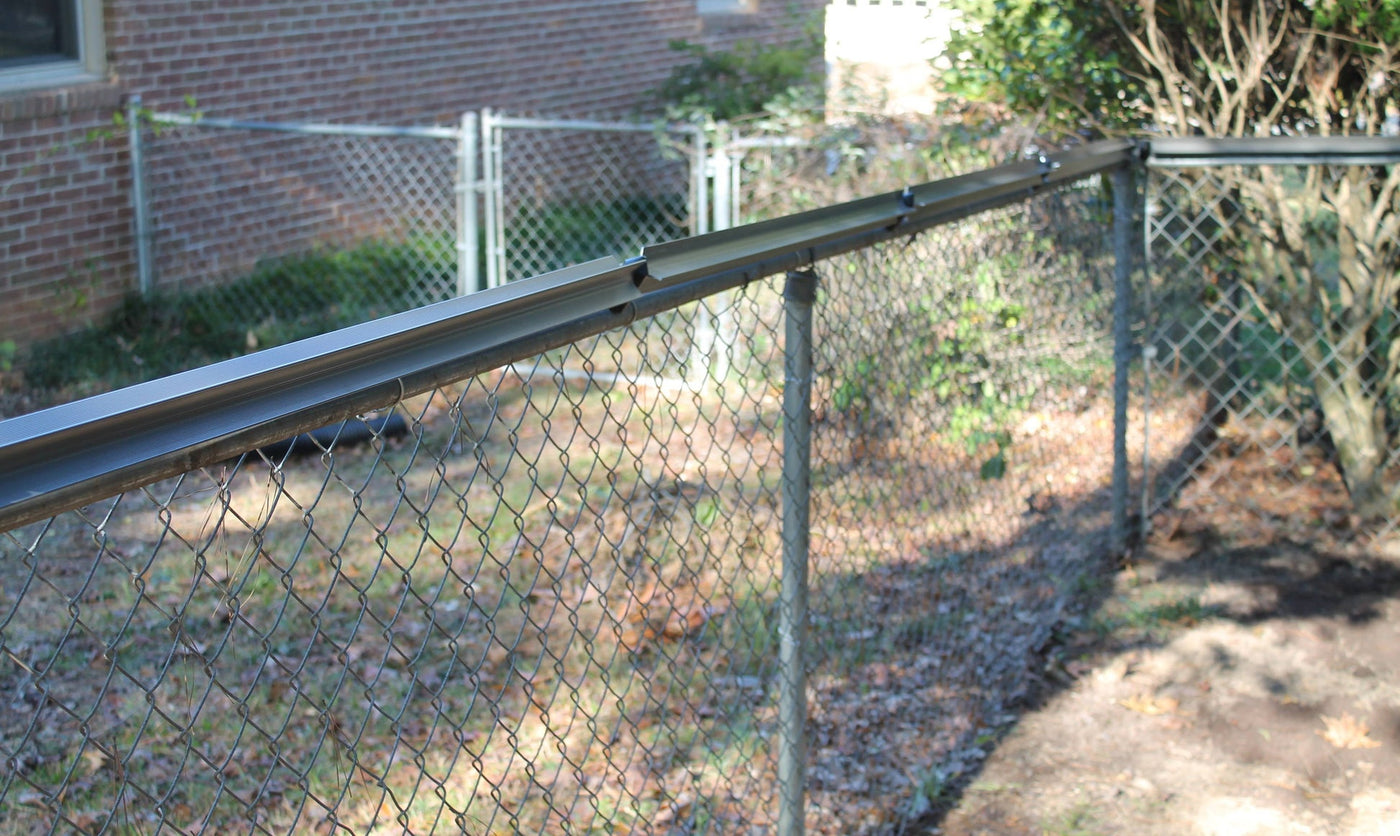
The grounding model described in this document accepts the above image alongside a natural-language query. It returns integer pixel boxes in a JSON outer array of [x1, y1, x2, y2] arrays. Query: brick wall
[[1, 84, 137, 347], [0, 0, 824, 349]]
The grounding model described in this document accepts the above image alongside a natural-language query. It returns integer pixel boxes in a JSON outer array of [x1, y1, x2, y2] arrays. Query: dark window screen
[[0, 1, 78, 67]]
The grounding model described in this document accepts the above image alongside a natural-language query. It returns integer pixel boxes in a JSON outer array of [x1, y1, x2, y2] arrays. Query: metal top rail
[[482, 112, 683, 135], [150, 111, 462, 140], [0, 139, 1138, 531], [1146, 135, 1400, 167]]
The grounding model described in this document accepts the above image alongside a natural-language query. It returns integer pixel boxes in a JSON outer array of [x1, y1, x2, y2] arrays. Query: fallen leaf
[[1119, 694, 1179, 716], [1318, 713, 1382, 750], [80, 748, 108, 775], [619, 628, 645, 651], [653, 792, 694, 826]]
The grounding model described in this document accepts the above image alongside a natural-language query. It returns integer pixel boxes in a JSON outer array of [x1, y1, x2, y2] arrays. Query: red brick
[[2, 0, 824, 344]]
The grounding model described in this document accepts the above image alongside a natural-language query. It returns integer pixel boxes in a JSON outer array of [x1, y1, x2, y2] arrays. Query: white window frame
[[0, 0, 107, 93]]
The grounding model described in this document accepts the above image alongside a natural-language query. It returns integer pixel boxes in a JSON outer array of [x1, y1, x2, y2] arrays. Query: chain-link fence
[[715, 111, 1024, 227], [1141, 145, 1400, 539], [121, 108, 706, 382], [1, 141, 1140, 834], [799, 174, 1129, 830], [482, 113, 706, 287], [138, 110, 467, 320]]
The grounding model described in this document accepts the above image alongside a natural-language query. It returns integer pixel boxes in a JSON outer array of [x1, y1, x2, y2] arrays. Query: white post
[[711, 121, 733, 232], [456, 111, 480, 295], [691, 124, 709, 236], [481, 108, 504, 288], [728, 123, 741, 227]]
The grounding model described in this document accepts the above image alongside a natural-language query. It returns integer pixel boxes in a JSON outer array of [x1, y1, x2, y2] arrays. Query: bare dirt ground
[[931, 464, 1400, 835]]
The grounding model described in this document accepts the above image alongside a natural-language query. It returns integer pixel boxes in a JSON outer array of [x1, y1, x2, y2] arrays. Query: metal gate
[[481, 112, 708, 287]]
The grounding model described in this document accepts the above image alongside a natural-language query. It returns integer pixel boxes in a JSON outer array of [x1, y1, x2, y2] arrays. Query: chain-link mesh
[[728, 112, 1021, 224], [486, 119, 700, 285], [1143, 164, 1399, 538], [1, 298, 785, 834], [0, 169, 1135, 832], [799, 179, 1123, 831], [143, 118, 461, 324]]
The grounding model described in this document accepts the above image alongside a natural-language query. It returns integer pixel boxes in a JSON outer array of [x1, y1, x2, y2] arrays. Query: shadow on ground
[[923, 457, 1400, 834]]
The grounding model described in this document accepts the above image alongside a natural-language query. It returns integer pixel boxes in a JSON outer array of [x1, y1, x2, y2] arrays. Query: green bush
[[650, 30, 823, 123], [504, 195, 688, 279], [23, 237, 454, 391]]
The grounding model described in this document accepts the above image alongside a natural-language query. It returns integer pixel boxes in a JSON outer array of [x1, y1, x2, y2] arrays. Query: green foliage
[[693, 495, 723, 528], [1092, 594, 1218, 637], [96, 94, 203, 145], [941, 0, 1144, 138], [831, 259, 1038, 480], [1313, 0, 1400, 43], [23, 238, 452, 390], [831, 357, 877, 420], [505, 195, 687, 278], [650, 29, 823, 122], [924, 316, 1026, 481], [942, 0, 1400, 137]]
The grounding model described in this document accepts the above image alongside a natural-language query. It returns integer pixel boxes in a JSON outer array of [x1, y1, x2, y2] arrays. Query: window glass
[[0, 1, 78, 69], [697, 0, 757, 14]]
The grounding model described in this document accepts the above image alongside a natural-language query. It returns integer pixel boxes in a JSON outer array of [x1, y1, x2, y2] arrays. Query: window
[[0, 0, 106, 92], [697, 0, 758, 14]]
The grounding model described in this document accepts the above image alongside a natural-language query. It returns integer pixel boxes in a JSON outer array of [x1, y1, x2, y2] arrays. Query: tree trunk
[[1305, 333, 1395, 521], [1243, 165, 1399, 524]]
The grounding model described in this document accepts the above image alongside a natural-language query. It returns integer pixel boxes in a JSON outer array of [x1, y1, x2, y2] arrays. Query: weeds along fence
[[134, 104, 468, 317], [1140, 138, 1400, 539], [0, 139, 1138, 835]]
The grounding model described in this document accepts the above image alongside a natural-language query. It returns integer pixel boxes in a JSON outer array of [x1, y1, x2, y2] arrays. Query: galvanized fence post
[[1139, 167, 1159, 542], [481, 108, 503, 288], [1141, 342, 1156, 543], [691, 124, 709, 236], [689, 123, 731, 386], [779, 267, 816, 836], [127, 94, 154, 295], [1111, 161, 1136, 551], [710, 122, 733, 233], [456, 111, 480, 296]]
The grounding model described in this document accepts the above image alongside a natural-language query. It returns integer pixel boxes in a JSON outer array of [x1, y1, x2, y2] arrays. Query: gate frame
[[480, 111, 708, 288]]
